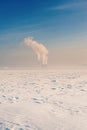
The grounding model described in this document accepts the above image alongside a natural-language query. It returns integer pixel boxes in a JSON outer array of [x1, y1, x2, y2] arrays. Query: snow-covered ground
[[0, 69, 87, 130]]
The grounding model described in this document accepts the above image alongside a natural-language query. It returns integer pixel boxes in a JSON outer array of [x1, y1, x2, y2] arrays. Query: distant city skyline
[[0, 0, 87, 67]]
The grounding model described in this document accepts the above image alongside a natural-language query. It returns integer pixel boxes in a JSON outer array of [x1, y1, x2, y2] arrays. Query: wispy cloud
[[51, 2, 87, 10]]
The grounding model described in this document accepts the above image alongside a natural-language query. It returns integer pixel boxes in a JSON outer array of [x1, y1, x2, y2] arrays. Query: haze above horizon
[[0, 0, 87, 67]]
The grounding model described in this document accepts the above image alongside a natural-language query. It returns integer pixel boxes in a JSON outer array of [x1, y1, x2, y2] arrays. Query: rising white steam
[[23, 37, 48, 65]]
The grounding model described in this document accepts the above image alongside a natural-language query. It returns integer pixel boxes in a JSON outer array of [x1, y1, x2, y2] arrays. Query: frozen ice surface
[[0, 69, 87, 130]]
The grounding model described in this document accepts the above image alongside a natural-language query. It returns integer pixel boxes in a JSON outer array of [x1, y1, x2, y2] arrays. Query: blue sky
[[0, 0, 87, 67]]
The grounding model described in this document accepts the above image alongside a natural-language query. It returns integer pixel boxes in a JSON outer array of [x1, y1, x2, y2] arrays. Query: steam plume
[[23, 37, 48, 65]]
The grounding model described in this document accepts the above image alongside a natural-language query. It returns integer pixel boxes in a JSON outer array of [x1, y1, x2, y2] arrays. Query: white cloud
[[51, 2, 87, 10]]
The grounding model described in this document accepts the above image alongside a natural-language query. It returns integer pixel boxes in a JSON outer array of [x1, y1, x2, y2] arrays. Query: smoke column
[[23, 37, 48, 65]]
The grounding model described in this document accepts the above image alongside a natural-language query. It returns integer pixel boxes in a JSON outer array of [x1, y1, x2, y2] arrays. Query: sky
[[0, 0, 87, 67]]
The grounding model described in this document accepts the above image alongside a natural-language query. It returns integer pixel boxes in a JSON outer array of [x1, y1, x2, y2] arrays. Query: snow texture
[[0, 69, 87, 130]]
